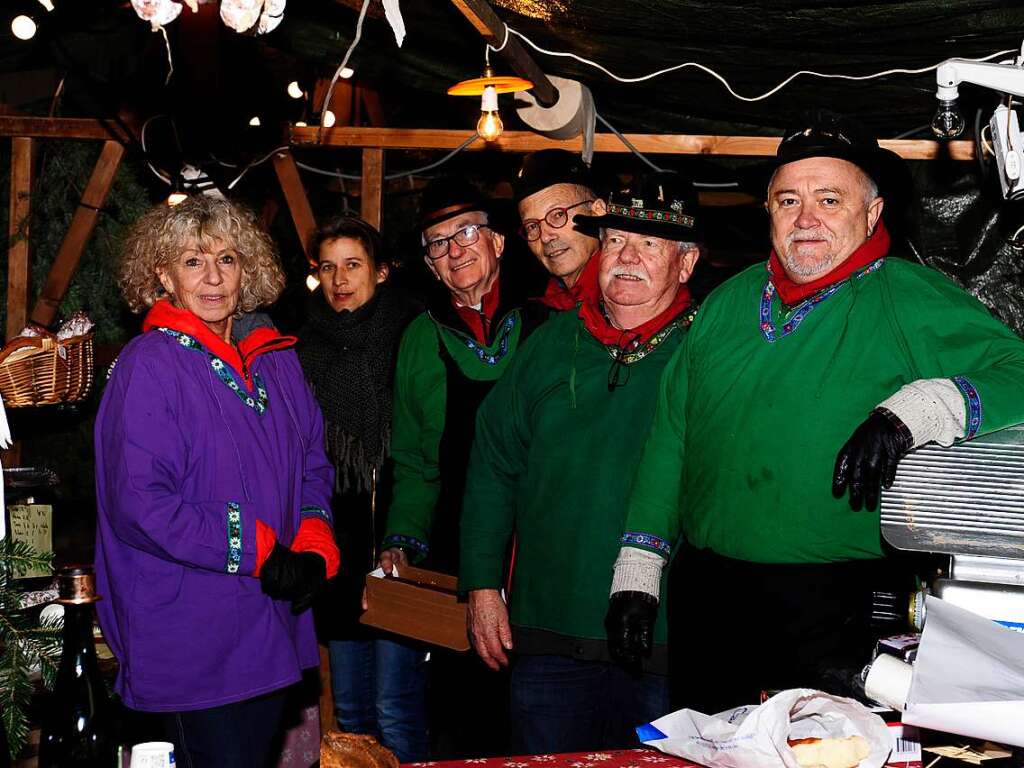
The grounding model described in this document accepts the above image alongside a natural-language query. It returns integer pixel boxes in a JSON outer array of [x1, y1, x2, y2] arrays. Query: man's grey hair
[[421, 210, 489, 247], [766, 164, 880, 205]]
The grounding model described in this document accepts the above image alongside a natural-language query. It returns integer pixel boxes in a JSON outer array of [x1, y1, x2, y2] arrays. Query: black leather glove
[[832, 409, 913, 512], [605, 591, 658, 669], [259, 542, 327, 614]]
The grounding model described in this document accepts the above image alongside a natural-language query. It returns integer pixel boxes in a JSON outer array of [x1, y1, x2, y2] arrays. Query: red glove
[[253, 520, 277, 577], [290, 518, 340, 579]]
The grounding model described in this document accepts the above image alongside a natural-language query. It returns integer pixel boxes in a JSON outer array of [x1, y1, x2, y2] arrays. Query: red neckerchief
[[576, 251, 692, 346], [538, 251, 599, 310], [768, 221, 891, 306], [452, 279, 500, 345], [143, 299, 295, 389]]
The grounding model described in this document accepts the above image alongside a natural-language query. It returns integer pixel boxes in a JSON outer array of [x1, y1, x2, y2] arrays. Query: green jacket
[[384, 280, 543, 570], [461, 308, 690, 649], [623, 256, 1024, 565]]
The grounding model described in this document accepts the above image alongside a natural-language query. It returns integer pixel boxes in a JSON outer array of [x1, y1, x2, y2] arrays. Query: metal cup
[[129, 741, 176, 768]]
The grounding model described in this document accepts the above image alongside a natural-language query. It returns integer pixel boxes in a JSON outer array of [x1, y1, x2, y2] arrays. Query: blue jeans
[[511, 654, 670, 754], [329, 637, 429, 763]]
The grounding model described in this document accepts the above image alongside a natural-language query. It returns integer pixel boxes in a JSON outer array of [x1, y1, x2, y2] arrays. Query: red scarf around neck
[[576, 251, 692, 346], [538, 251, 599, 311], [768, 220, 891, 306], [143, 299, 294, 387]]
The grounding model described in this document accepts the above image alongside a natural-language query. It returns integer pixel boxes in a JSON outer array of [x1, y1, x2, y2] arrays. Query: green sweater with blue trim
[[460, 308, 690, 648], [623, 256, 1024, 564]]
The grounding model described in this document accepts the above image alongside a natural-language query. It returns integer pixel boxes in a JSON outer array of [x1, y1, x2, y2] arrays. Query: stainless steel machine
[[880, 423, 1024, 631]]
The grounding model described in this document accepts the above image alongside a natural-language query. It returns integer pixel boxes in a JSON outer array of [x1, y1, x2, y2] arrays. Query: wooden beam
[[290, 126, 977, 161], [319, 644, 334, 737], [272, 150, 317, 262], [360, 148, 384, 230], [7, 137, 32, 341], [30, 140, 124, 328], [0, 116, 129, 142], [450, 0, 558, 108]]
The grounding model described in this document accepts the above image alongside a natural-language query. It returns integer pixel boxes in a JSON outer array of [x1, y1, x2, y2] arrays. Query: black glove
[[605, 591, 658, 669], [832, 409, 913, 512], [259, 542, 327, 614]]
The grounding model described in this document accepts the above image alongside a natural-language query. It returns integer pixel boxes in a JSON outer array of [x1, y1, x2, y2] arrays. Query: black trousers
[[667, 547, 915, 715], [159, 688, 289, 768]]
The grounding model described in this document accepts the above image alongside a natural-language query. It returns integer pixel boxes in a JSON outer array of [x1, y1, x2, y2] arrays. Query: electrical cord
[[317, 0, 371, 126], [507, 26, 1016, 102]]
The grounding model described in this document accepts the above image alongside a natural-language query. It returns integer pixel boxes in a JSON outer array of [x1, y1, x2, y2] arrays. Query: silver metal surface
[[880, 424, 1024, 560]]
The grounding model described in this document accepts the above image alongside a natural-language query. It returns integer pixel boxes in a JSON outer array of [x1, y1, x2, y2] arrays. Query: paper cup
[[130, 741, 176, 768]]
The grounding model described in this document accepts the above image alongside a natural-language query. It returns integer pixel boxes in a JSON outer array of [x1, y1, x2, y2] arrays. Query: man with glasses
[[514, 149, 606, 310], [460, 171, 699, 753], [380, 177, 546, 758]]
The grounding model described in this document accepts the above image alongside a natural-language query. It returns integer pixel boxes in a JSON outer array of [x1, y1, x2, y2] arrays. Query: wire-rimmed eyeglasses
[[425, 224, 491, 260], [519, 200, 594, 242], [607, 331, 641, 392]]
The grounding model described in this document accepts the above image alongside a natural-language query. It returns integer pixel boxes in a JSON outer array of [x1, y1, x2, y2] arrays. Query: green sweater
[[624, 256, 1024, 564], [384, 307, 523, 560], [461, 309, 689, 645]]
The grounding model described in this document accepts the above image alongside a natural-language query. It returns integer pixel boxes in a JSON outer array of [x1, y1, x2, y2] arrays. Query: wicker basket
[[0, 333, 94, 407]]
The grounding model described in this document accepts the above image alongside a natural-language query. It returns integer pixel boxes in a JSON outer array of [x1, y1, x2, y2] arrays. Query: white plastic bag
[[637, 689, 891, 768]]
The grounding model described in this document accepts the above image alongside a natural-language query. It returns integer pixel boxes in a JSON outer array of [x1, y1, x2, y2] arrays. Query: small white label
[[57, 345, 67, 361], [887, 723, 922, 767]]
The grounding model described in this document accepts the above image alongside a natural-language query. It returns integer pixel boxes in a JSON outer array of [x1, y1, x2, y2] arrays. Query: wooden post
[[319, 644, 334, 736], [360, 148, 384, 231], [272, 150, 318, 262], [30, 140, 124, 327], [7, 137, 32, 340]]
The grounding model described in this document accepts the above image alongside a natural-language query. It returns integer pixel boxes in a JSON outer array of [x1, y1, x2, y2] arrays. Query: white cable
[[140, 115, 172, 184], [227, 145, 290, 189], [291, 135, 480, 184], [319, 0, 371, 125], [509, 26, 1015, 102], [487, 23, 511, 58]]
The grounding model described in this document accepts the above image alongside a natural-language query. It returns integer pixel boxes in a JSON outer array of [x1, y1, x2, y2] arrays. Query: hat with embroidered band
[[574, 170, 700, 240]]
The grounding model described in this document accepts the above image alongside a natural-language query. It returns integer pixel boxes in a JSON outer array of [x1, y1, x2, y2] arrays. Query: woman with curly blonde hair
[[94, 195, 340, 768]]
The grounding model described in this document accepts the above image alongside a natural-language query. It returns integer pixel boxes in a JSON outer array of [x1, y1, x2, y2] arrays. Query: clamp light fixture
[[448, 64, 532, 142]]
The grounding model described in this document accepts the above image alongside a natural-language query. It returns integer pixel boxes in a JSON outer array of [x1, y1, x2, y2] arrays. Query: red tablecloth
[[404, 749, 701, 768]]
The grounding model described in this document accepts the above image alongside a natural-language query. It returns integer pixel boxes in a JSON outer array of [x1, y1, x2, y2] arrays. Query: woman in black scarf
[[298, 216, 426, 762]]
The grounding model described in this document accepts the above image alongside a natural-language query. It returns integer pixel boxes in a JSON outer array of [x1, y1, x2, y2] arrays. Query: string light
[[340, 67, 354, 79], [322, 110, 336, 128], [11, 15, 36, 40], [248, 116, 261, 127], [305, 274, 321, 291], [287, 81, 304, 99]]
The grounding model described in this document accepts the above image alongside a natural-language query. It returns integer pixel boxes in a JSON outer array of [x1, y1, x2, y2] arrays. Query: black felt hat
[[776, 110, 910, 202], [513, 149, 596, 204], [574, 171, 700, 240], [419, 177, 491, 231]]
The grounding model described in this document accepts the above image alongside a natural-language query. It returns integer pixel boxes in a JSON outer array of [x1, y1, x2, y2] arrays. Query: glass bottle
[[37, 565, 115, 768]]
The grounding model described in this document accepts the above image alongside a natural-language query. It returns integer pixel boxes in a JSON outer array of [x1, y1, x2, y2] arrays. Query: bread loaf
[[788, 735, 870, 768], [320, 730, 400, 768]]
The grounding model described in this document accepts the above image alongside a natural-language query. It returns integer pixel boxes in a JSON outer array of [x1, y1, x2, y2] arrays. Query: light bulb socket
[[480, 85, 499, 112]]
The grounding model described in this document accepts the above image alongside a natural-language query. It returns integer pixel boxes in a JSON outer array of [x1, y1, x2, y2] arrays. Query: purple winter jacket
[[94, 313, 334, 712]]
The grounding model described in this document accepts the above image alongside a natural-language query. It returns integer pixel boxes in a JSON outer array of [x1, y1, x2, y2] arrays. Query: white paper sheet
[[902, 596, 1024, 747]]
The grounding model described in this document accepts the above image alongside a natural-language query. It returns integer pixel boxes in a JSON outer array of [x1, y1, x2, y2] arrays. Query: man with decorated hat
[[606, 110, 1024, 712], [461, 170, 700, 752], [514, 148, 606, 310], [381, 177, 547, 757]]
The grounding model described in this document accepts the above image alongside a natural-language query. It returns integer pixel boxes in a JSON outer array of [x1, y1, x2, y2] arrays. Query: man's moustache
[[786, 230, 834, 244]]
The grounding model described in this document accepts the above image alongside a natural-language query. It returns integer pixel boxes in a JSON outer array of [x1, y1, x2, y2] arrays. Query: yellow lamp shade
[[448, 74, 533, 96]]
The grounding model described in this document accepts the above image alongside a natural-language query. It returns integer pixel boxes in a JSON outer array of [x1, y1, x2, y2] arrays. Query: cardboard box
[[360, 565, 470, 651]]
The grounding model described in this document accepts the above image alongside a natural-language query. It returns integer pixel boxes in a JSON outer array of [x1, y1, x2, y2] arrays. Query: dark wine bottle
[[38, 565, 115, 768]]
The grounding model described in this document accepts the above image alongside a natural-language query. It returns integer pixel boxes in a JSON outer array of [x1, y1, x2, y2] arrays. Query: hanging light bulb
[[322, 110, 336, 128], [248, 116, 261, 127], [449, 64, 531, 142], [477, 84, 503, 141], [287, 80, 304, 99], [294, 121, 308, 128], [340, 67, 354, 80], [11, 15, 37, 40], [305, 273, 321, 292], [166, 173, 187, 206]]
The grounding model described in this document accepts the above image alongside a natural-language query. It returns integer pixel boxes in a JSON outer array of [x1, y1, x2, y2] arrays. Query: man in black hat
[[460, 171, 699, 753], [380, 177, 547, 758], [606, 111, 1024, 713], [514, 149, 606, 310]]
